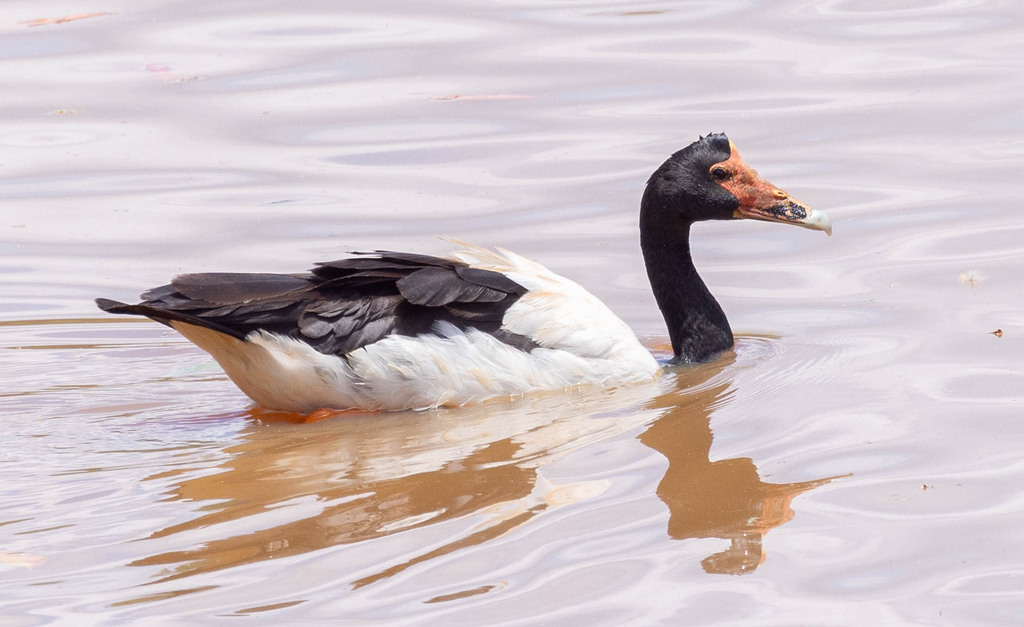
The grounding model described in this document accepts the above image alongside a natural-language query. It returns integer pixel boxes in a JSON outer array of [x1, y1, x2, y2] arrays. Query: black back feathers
[[97, 251, 535, 356]]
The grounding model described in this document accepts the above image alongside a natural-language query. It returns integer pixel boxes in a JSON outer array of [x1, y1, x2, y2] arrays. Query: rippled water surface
[[3, 0, 1024, 623]]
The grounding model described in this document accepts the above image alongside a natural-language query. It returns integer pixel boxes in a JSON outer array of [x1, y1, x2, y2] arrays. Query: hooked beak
[[716, 142, 832, 236]]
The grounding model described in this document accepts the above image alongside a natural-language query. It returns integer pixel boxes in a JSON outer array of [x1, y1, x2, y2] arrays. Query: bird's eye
[[710, 166, 731, 182]]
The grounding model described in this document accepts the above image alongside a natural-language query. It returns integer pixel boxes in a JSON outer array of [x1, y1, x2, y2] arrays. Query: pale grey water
[[3, 0, 1024, 623]]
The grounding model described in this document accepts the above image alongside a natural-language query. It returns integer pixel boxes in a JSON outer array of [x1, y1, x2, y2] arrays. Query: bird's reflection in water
[[644, 358, 837, 575], [131, 347, 840, 592]]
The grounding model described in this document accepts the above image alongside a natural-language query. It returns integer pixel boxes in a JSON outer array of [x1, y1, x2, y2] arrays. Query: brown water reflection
[[642, 382, 838, 575], [129, 356, 837, 595]]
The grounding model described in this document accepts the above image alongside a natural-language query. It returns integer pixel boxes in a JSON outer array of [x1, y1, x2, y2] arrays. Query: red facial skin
[[712, 142, 818, 228]]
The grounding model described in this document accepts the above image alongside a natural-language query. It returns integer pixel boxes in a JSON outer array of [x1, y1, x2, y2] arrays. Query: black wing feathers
[[454, 266, 525, 295], [396, 266, 510, 306], [166, 272, 310, 304], [95, 298, 250, 340], [97, 252, 534, 356], [297, 294, 403, 354]]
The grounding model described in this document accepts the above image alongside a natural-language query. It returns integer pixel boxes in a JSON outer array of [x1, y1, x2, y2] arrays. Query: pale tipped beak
[[733, 197, 832, 236], [800, 207, 832, 236]]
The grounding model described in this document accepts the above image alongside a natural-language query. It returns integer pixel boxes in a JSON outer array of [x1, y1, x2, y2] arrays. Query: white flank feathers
[[172, 244, 660, 413]]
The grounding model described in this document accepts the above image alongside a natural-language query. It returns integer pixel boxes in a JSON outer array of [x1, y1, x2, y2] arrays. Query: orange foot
[[249, 406, 379, 424]]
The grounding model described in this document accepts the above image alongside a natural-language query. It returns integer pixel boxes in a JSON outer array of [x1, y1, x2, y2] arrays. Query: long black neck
[[640, 195, 733, 364]]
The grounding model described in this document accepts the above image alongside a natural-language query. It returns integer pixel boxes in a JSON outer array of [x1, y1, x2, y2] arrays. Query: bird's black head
[[643, 133, 738, 224], [641, 133, 830, 234]]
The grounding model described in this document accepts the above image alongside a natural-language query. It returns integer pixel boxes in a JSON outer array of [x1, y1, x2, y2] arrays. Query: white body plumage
[[170, 244, 660, 413]]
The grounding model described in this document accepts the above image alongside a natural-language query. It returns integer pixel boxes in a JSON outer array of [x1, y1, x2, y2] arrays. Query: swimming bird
[[97, 133, 830, 413]]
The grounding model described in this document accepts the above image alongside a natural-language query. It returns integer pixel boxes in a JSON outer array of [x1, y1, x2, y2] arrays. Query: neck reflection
[[641, 358, 838, 575]]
